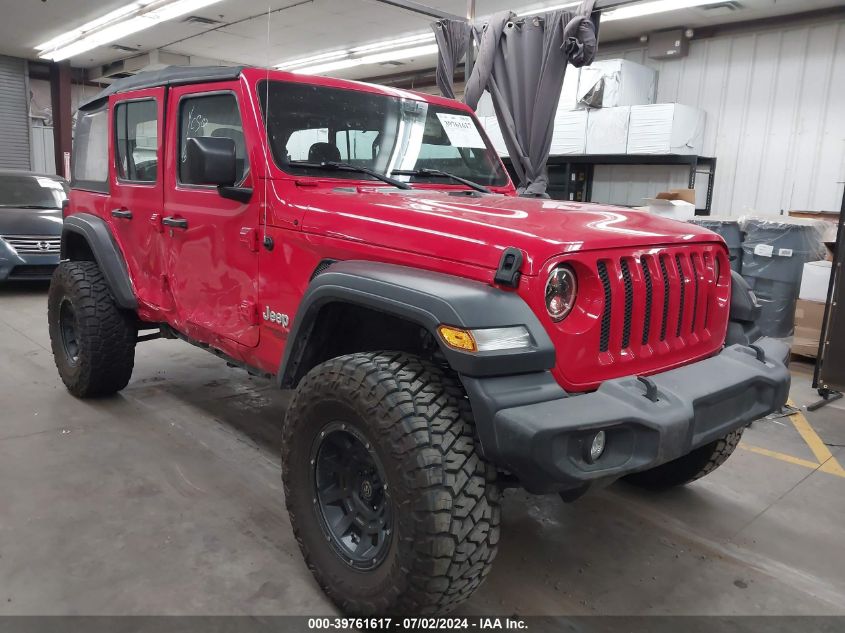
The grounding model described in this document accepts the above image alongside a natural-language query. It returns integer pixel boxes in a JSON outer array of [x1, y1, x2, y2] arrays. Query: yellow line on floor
[[787, 400, 845, 477], [739, 443, 822, 470]]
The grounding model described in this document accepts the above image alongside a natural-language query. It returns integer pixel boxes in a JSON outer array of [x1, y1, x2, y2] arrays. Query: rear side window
[[115, 100, 158, 183], [179, 93, 249, 185], [72, 105, 109, 192]]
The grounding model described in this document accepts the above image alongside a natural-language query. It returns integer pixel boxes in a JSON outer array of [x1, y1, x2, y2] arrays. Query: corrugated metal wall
[[0, 55, 32, 170], [591, 15, 845, 216]]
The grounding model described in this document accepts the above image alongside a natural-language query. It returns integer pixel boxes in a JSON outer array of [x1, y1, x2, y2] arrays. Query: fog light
[[587, 430, 606, 463]]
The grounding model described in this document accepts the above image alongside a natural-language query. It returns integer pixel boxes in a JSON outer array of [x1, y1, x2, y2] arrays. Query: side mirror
[[185, 136, 237, 186]]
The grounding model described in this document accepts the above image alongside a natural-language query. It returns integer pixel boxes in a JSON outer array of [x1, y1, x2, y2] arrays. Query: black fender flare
[[61, 213, 137, 310], [277, 261, 555, 388]]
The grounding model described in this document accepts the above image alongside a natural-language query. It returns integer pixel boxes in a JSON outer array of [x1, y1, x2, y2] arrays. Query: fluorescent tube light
[[293, 43, 439, 76], [276, 32, 437, 72], [37, 0, 225, 62], [351, 32, 435, 55], [602, 0, 723, 22]]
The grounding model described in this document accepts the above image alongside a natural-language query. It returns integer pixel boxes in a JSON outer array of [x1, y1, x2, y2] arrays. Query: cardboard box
[[799, 260, 832, 302], [627, 104, 706, 155], [586, 106, 630, 154], [550, 110, 588, 155], [643, 189, 697, 220], [577, 59, 656, 109], [792, 299, 826, 358]]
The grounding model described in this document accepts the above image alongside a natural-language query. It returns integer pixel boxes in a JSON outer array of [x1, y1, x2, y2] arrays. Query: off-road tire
[[624, 427, 744, 490], [282, 352, 500, 616], [48, 261, 137, 398]]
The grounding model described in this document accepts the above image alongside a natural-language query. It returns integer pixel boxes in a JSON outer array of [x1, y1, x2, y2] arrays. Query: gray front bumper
[[463, 338, 791, 493]]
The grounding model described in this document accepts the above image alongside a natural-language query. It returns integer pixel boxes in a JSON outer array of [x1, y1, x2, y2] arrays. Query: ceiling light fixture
[[276, 32, 436, 72], [36, 0, 225, 62], [291, 43, 439, 76], [601, 0, 724, 22]]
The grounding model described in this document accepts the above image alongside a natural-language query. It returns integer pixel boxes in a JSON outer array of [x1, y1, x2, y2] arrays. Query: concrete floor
[[1, 281, 844, 616]]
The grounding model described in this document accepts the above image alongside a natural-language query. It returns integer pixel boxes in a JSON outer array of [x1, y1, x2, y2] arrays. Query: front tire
[[624, 428, 744, 490], [48, 261, 137, 398], [282, 352, 500, 615]]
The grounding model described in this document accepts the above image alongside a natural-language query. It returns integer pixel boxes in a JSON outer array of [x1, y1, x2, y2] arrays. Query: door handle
[[111, 208, 133, 219], [162, 216, 189, 229]]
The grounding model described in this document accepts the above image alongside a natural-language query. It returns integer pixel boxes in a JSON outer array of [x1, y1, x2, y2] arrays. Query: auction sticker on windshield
[[436, 113, 486, 148]]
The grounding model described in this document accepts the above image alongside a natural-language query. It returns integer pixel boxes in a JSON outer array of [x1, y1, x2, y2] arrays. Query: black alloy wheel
[[310, 422, 392, 570], [58, 299, 80, 366]]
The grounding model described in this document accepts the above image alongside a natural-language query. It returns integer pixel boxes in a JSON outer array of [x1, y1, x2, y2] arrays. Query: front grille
[[550, 243, 729, 391], [596, 246, 720, 355], [1, 235, 61, 255]]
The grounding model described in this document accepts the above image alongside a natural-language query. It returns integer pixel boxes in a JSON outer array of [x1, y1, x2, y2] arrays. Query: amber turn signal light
[[437, 325, 477, 352]]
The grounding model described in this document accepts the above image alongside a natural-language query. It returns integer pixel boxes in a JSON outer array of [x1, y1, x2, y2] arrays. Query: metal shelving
[[505, 155, 718, 215]]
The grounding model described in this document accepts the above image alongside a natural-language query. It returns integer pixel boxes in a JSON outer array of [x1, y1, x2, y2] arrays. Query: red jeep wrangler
[[49, 66, 789, 615]]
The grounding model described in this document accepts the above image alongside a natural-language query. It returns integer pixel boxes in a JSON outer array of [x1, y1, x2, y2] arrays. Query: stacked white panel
[[627, 104, 706, 155]]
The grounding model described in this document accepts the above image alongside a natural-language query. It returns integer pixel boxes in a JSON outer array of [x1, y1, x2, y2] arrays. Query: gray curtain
[[460, 1, 597, 196], [431, 19, 472, 100]]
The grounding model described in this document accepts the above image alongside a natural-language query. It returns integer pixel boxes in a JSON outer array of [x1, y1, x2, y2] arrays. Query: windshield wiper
[[288, 161, 411, 190], [391, 168, 492, 194]]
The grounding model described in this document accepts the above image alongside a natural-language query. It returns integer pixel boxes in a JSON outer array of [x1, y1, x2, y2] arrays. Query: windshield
[[259, 81, 509, 188], [0, 174, 68, 209]]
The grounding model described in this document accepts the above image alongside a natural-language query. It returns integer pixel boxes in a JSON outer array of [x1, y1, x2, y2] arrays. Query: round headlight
[[545, 265, 577, 321]]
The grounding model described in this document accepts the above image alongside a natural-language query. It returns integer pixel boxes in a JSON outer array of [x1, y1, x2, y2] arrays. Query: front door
[[109, 88, 167, 309], [161, 85, 260, 349]]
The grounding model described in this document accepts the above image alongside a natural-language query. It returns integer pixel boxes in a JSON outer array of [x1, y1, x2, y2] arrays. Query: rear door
[[161, 85, 260, 348], [108, 88, 167, 309]]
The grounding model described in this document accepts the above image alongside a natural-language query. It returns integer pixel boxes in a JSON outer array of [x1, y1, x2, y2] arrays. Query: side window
[[115, 100, 158, 183], [179, 93, 249, 185], [72, 105, 109, 192]]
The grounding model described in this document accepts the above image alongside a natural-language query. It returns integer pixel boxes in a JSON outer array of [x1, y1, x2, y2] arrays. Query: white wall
[[590, 15, 845, 216]]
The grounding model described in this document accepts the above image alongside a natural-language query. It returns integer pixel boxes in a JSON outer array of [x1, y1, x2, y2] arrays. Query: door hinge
[[239, 300, 260, 326], [239, 227, 259, 252]]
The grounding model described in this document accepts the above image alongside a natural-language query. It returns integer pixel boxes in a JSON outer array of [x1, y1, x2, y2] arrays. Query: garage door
[[0, 55, 31, 170]]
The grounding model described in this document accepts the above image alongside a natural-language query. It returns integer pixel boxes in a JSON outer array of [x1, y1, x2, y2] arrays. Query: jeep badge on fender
[[48, 65, 790, 618], [263, 306, 289, 328]]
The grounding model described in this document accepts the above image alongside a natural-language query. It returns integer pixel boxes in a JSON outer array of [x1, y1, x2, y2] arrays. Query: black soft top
[[79, 65, 245, 111]]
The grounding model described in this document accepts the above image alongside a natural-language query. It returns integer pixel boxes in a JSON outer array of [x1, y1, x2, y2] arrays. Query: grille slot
[[597, 261, 612, 353], [659, 256, 670, 341], [620, 259, 634, 349], [641, 256, 653, 345], [1, 235, 60, 255], [675, 254, 686, 338], [690, 255, 700, 333]]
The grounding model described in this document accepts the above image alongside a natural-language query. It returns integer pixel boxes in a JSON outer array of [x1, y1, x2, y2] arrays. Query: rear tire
[[48, 261, 137, 398], [624, 428, 744, 490], [282, 352, 500, 615]]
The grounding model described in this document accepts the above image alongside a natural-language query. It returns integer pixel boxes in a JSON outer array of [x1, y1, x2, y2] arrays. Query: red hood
[[299, 188, 723, 275]]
